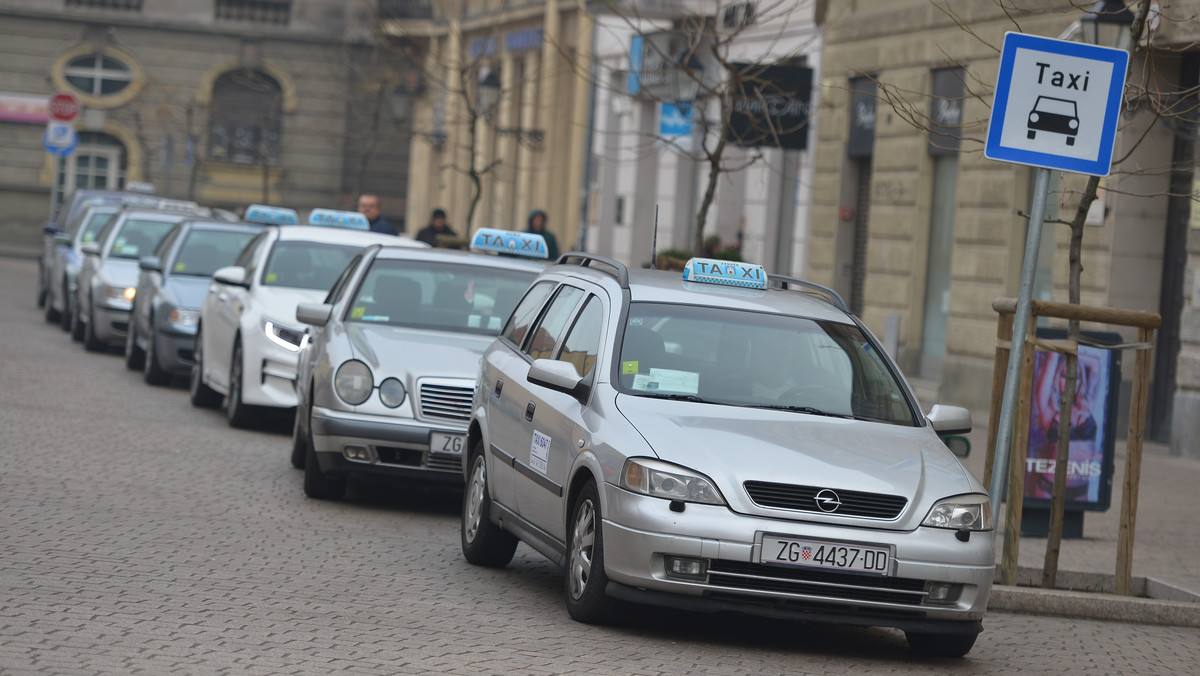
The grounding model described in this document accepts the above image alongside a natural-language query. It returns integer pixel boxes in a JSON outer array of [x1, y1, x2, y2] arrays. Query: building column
[[515, 50, 540, 229], [563, 6, 594, 251]]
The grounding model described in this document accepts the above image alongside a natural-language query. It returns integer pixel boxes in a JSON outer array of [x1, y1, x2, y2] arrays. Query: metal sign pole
[[47, 154, 61, 224], [988, 165, 1052, 517]]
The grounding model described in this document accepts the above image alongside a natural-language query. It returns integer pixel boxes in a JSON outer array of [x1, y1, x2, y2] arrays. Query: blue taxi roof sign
[[470, 228, 549, 259], [245, 204, 299, 225], [682, 258, 767, 290], [308, 208, 369, 230]]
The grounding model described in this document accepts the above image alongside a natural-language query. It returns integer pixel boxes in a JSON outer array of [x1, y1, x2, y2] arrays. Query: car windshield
[[346, 258, 537, 335], [169, 229, 258, 277], [615, 302, 917, 426], [76, 210, 117, 244], [1034, 96, 1077, 117], [107, 218, 181, 259], [261, 241, 360, 290]]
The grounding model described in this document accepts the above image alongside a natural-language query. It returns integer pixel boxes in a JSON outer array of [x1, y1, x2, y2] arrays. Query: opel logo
[[815, 489, 842, 512]]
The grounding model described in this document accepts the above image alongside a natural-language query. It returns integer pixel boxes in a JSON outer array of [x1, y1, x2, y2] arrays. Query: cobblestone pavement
[[2, 257, 1198, 675]]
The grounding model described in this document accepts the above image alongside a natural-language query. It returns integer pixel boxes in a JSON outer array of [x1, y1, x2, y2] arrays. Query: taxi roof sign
[[470, 228, 549, 259], [308, 208, 369, 230], [245, 204, 299, 225], [682, 258, 767, 290]]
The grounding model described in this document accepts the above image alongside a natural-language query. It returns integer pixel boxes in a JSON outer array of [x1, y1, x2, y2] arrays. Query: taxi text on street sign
[[985, 32, 1128, 176]]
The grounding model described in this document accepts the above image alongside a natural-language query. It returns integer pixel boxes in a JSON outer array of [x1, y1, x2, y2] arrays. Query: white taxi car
[[461, 255, 993, 657], [190, 208, 425, 427]]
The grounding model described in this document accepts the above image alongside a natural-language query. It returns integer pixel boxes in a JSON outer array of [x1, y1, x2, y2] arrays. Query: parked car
[[190, 210, 426, 428], [459, 254, 993, 657], [41, 203, 120, 328], [72, 202, 208, 351], [293, 229, 549, 500]]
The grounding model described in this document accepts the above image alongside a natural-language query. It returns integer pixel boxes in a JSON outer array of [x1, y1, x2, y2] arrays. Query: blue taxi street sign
[[43, 121, 77, 158], [245, 204, 299, 225], [308, 209, 369, 230], [470, 228, 549, 258], [682, 258, 767, 290], [985, 32, 1128, 176]]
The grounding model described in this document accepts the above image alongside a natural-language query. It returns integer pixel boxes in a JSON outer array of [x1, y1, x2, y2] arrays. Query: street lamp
[[669, 50, 705, 104], [477, 69, 501, 118], [1080, 0, 1134, 51], [391, 76, 447, 153]]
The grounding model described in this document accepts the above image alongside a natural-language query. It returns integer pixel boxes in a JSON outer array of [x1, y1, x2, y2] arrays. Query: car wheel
[[290, 390, 311, 469], [69, 295, 85, 342], [59, 282, 73, 331], [564, 480, 617, 624], [904, 631, 978, 658], [44, 290, 61, 323], [461, 443, 518, 567], [225, 338, 255, 428], [124, 312, 145, 370], [189, 327, 222, 408], [82, 300, 106, 352], [302, 429, 346, 500], [143, 324, 171, 385], [37, 264, 46, 308]]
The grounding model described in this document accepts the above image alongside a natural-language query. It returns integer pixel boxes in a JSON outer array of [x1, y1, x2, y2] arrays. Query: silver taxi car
[[293, 229, 548, 500], [460, 255, 994, 657]]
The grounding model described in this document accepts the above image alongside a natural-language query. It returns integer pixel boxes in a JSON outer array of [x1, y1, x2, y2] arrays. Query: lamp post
[[474, 67, 545, 151], [1080, 0, 1135, 51], [391, 78, 447, 153]]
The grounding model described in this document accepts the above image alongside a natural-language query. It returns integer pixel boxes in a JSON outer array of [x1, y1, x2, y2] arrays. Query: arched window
[[60, 132, 128, 191], [64, 53, 134, 97], [208, 69, 282, 165]]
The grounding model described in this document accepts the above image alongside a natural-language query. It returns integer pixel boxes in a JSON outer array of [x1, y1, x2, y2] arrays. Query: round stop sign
[[48, 92, 80, 122]]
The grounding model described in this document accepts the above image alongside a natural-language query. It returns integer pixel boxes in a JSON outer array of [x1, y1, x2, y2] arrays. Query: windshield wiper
[[745, 404, 852, 419], [637, 393, 713, 404]]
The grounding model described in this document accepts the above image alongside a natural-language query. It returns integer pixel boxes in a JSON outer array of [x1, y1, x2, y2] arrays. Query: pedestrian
[[526, 208, 559, 260], [416, 208, 457, 247], [357, 194, 399, 235]]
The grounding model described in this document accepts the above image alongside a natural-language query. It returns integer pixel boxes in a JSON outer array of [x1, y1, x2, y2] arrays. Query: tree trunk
[[693, 92, 731, 255]]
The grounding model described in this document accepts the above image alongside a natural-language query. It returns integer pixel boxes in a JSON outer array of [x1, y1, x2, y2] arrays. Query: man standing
[[526, 209, 559, 260], [416, 208, 457, 247], [357, 194, 398, 235]]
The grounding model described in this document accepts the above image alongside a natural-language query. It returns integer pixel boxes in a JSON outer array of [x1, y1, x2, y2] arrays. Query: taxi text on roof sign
[[308, 209, 369, 230], [682, 257, 767, 290], [245, 204, 299, 226], [470, 228, 549, 259]]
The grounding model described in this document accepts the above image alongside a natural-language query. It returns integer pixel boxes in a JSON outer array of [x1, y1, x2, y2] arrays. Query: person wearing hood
[[526, 209, 559, 260], [416, 208, 457, 247]]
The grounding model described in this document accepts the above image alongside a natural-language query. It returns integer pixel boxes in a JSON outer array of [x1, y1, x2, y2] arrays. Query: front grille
[[744, 481, 907, 519], [706, 560, 927, 606], [418, 383, 473, 423], [426, 454, 461, 472], [377, 446, 422, 467]]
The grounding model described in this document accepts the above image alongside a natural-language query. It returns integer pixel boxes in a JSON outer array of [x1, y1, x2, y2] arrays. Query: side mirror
[[211, 265, 248, 288], [296, 302, 333, 327], [139, 256, 162, 272], [528, 359, 587, 400], [43, 222, 59, 235], [54, 232, 71, 245], [81, 243, 101, 256], [928, 404, 972, 436]]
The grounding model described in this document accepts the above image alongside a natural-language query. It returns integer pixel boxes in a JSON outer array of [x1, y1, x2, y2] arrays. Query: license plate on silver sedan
[[760, 534, 891, 576], [430, 432, 466, 456]]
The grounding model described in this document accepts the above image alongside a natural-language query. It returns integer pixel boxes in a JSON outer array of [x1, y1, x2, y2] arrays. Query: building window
[[63, 53, 133, 97], [215, 0, 291, 24], [208, 69, 283, 165], [378, 0, 431, 19], [65, 0, 143, 9]]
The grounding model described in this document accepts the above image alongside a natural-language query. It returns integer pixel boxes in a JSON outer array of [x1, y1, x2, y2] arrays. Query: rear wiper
[[746, 404, 852, 419]]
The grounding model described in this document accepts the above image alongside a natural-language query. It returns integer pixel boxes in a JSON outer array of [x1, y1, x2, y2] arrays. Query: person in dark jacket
[[357, 194, 399, 235], [416, 208, 457, 247], [526, 209, 559, 260]]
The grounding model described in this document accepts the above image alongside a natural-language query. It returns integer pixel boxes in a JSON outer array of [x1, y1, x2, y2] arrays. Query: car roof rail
[[767, 274, 850, 314], [554, 251, 630, 288]]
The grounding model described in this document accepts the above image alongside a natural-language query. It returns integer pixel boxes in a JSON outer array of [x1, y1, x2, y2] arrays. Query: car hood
[[97, 258, 140, 287], [345, 323, 494, 380], [614, 395, 979, 530], [163, 276, 211, 309], [253, 286, 327, 327]]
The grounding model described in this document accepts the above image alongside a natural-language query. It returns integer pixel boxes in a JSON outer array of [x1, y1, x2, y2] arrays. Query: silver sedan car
[[293, 230, 548, 500], [461, 255, 994, 657]]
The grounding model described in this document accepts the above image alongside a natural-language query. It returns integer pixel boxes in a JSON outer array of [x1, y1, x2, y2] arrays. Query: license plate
[[430, 432, 466, 456], [760, 534, 891, 576]]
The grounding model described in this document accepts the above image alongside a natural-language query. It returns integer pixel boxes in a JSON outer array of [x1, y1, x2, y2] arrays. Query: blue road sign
[[660, 102, 694, 137], [985, 32, 1128, 176], [43, 122, 77, 158]]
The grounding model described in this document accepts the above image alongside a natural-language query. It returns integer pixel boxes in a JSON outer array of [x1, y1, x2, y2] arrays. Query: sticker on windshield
[[174, 262, 186, 272], [621, 360, 639, 375], [351, 306, 365, 319], [361, 315, 389, 322], [530, 430, 550, 474], [631, 368, 699, 395], [265, 273, 278, 283]]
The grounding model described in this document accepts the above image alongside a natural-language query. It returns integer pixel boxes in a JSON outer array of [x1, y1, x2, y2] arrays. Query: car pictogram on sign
[[1027, 95, 1079, 146]]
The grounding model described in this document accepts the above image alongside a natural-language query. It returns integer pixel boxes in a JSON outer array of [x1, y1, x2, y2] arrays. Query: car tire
[[904, 631, 978, 658], [303, 432, 346, 500], [59, 282, 73, 332], [461, 443, 518, 567], [143, 323, 171, 386], [225, 338, 256, 429], [124, 311, 145, 370], [69, 295, 85, 342], [44, 290, 61, 323], [82, 300, 106, 352], [189, 326, 222, 409], [37, 264, 47, 308], [290, 391, 311, 469], [564, 480, 617, 624]]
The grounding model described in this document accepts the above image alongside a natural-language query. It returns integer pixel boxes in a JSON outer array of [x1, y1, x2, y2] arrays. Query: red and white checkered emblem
[[801, 547, 812, 561]]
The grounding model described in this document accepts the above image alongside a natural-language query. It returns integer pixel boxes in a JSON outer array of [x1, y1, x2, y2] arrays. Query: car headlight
[[262, 317, 304, 352], [169, 309, 199, 326], [334, 360, 373, 406], [620, 458, 725, 505], [104, 285, 136, 302], [922, 493, 993, 531], [378, 377, 406, 408]]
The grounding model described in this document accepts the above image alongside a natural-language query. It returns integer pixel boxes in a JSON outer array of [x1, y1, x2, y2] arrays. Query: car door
[[517, 292, 607, 542]]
